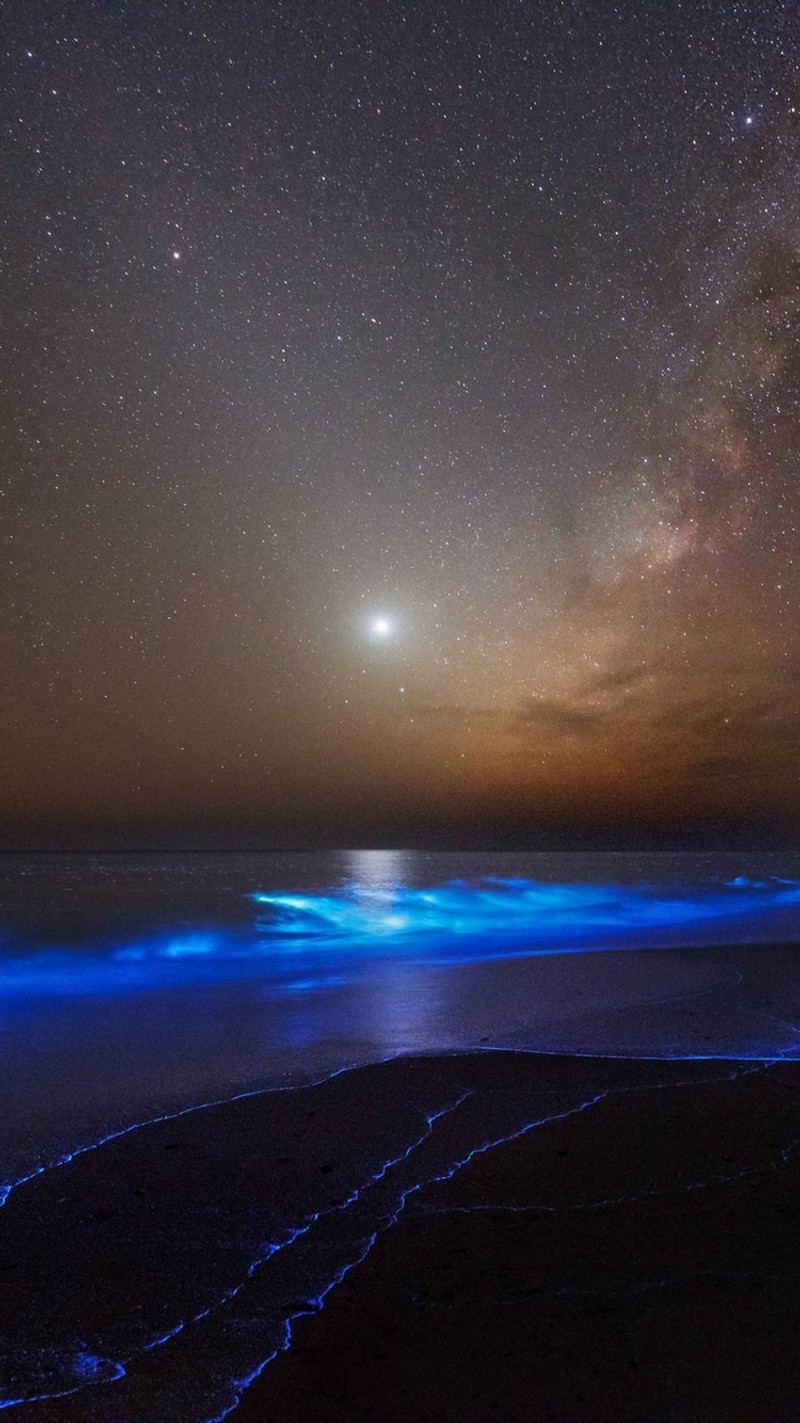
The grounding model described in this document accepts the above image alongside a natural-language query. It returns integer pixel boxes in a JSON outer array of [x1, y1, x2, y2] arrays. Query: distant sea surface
[[2, 849, 800, 1188]]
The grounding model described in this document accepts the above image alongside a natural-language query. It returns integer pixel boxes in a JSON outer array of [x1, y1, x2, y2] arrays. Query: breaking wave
[[2, 875, 800, 999]]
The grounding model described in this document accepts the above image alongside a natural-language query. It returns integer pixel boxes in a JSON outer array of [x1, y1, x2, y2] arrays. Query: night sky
[[2, 1, 799, 849]]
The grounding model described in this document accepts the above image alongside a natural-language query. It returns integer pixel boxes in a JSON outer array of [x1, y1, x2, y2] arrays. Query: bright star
[[369, 615, 393, 638]]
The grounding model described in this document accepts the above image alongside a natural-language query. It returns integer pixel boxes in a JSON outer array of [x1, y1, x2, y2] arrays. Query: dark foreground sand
[[3, 1050, 800, 1422]]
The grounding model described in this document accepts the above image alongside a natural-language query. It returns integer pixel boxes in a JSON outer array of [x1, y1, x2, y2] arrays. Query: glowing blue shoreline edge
[[0, 1052, 787, 1415], [0, 1041, 792, 1212], [0, 1089, 474, 1411], [203, 1060, 770, 1423], [2, 1038, 795, 1212]]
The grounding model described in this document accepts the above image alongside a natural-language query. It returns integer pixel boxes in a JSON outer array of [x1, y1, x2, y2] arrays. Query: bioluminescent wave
[[2, 875, 800, 1000], [252, 875, 800, 947]]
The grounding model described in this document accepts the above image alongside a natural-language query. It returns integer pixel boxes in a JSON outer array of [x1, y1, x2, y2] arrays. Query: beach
[[4, 851, 800, 1420], [4, 1045, 800, 1422], [7, 0, 800, 1408]]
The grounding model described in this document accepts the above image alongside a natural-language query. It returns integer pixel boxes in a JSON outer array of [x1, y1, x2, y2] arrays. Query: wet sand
[[3, 1050, 800, 1422]]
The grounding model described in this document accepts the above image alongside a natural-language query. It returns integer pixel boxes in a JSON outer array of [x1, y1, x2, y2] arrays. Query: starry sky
[[2, 0, 799, 849]]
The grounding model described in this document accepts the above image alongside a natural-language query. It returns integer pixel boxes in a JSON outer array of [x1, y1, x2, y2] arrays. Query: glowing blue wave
[[1, 876, 799, 1000], [252, 875, 800, 943]]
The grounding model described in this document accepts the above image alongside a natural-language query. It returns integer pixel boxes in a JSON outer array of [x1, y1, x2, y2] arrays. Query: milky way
[[2, 1, 799, 846]]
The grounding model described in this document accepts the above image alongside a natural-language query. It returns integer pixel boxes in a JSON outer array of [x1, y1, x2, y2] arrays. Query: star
[[369, 615, 393, 638]]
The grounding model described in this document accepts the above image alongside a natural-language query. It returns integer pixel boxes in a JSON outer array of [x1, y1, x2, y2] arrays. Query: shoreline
[[2, 1048, 798, 1420]]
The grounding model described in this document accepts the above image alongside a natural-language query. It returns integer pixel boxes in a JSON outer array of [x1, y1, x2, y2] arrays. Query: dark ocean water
[[2, 849, 800, 1187]]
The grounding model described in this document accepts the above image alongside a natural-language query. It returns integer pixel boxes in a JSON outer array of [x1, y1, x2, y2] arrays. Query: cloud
[[405, 676, 800, 791], [509, 697, 610, 738], [688, 752, 759, 782], [403, 703, 504, 729], [578, 663, 653, 697]]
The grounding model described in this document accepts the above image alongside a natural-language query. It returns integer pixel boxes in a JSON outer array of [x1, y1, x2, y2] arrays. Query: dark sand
[[4, 1051, 800, 1422]]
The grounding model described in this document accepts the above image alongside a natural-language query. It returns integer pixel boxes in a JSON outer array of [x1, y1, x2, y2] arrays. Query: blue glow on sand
[[2, 1064, 760, 1416], [1, 875, 799, 1000]]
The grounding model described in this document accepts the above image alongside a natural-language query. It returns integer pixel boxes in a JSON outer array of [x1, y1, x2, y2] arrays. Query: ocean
[[2, 849, 800, 1192]]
